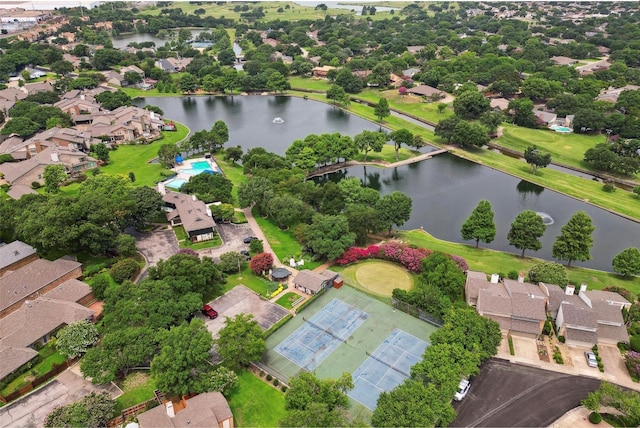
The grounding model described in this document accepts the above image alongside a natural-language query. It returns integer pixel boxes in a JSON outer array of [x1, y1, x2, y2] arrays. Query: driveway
[[598, 344, 630, 383], [452, 359, 600, 427], [203, 223, 255, 260], [127, 227, 179, 267], [0, 366, 121, 428]]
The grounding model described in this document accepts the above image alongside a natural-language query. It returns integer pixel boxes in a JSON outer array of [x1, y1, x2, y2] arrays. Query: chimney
[[565, 285, 575, 296], [490, 273, 499, 284], [580, 283, 587, 293], [157, 181, 166, 196], [50, 152, 59, 162], [165, 401, 175, 418], [80, 94, 85, 100], [34, 139, 41, 152], [518, 272, 525, 283], [192, 195, 197, 202]]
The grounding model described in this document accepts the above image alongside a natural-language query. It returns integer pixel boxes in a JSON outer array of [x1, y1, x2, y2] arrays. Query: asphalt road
[[451, 359, 601, 427]]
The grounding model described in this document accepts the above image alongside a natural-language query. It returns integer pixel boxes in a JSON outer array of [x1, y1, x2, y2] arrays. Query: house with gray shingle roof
[[163, 191, 216, 243], [292, 270, 338, 295], [0, 241, 37, 275]]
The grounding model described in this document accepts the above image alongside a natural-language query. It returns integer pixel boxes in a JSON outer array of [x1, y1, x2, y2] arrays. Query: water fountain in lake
[[536, 212, 555, 225]]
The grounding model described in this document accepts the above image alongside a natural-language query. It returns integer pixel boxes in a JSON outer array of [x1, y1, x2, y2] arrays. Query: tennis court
[[274, 299, 369, 371], [348, 329, 429, 410], [261, 285, 438, 404]]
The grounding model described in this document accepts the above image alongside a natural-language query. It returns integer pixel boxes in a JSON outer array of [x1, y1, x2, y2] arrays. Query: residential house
[[595, 85, 640, 104], [0, 279, 95, 380], [576, 59, 611, 76], [90, 106, 164, 142], [312, 65, 336, 78], [0, 241, 38, 276], [550, 56, 579, 66], [292, 270, 338, 295], [490, 97, 511, 111], [0, 146, 97, 187], [166, 58, 193, 72], [120, 64, 145, 79], [0, 128, 99, 161], [104, 70, 126, 87], [62, 53, 82, 69], [55, 96, 103, 124], [0, 98, 16, 117], [0, 136, 28, 160], [156, 58, 177, 73], [545, 283, 630, 346], [24, 67, 46, 80], [406, 46, 425, 55], [0, 88, 27, 103], [0, 257, 83, 319], [534, 110, 557, 126], [403, 68, 421, 78], [162, 191, 216, 243], [352, 70, 372, 80], [137, 392, 233, 428], [6, 184, 37, 200], [407, 85, 446, 99], [22, 82, 54, 96]]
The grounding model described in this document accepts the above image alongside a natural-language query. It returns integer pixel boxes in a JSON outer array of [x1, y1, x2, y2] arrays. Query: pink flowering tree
[[398, 86, 407, 96]]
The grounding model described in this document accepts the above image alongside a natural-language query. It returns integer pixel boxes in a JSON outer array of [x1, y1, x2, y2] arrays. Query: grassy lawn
[[336, 259, 416, 298], [251, 207, 323, 270], [232, 210, 247, 224], [114, 372, 156, 415], [214, 155, 247, 206], [98, 122, 189, 187], [289, 76, 334, 92], [399, 229, 640, 295], [142, 1, 396, 21], [275, 292, 302, 309], [227, 370, 286, 428], [223, 266, 280, 297], [1, 344, 66, 396], [495, 125, 640, 181]]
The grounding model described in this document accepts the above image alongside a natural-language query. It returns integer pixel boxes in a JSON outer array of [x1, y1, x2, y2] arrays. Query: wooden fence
[[0, 357, 79, 404]]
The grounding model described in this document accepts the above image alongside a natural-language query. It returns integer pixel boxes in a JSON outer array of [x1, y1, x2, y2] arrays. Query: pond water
[[111, 29, 207, 49], [292, 1, 401, 14], [135, 95, 640, 271]]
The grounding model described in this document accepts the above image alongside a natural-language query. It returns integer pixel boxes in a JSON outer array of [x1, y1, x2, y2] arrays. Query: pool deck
[[166, 157, 221, 188]]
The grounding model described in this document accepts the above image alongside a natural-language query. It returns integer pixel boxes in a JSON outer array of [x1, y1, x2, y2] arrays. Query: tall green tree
[[43, 164, 67, 194], [55, 320, 99, 359], [374, 97, 390, 123], [460, 200, 496, 248], [452, 90, 490, 119], [151, 319, 214, 395], [613, 247, 640, 278], [524, 145, 552, 175], [147, 253, 223, 297], [281, 372, 353, 428], [238, 176, 274, 215], [552, 211, 595, 267], [354, 130, 386, 161], [304, 214, 356, 260], [45, 392, 115, 428], [215, 314, 265, 369], [507, 210, 546, 258], [434, 116, 461, 144], [377, 192, 412, 236], [158, 142, 180, 168], [389, 128, 413, 161], [91, 142, 110, 164]]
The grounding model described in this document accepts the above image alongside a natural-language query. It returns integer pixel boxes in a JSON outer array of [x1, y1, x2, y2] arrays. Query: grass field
[[399, 229, 640, 295], [227, 370, 286, 428], [1, 344, 66, 396], [222, 266, 280, 298], [338, 260, 415, 297], [113, 372, 156, 415], [141, 1, 397, 21], [213, 155, 247, 206], [275, 292, 301, 309], [93, 122, 189, 187]]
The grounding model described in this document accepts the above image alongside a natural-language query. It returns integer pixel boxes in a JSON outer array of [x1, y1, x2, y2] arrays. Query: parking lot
[[452, 359, 600, 427], [202, 285, 289, 337], [206, 223, 256, 260]]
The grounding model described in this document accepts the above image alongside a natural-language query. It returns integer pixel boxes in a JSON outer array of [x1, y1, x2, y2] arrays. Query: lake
[[134, 95, 640, 271]]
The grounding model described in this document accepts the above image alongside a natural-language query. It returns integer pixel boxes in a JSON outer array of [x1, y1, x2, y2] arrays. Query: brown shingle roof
[[293, 270, 336, 293], [137, 392, 232, 428], [162, 191, 215, 234], [511, 294, 546, 321], [6, 184, 38, 200], [43, 279, 92, 303], [585, 290, 631, 307], [0, 258, 81, 313], [0, 241, 36, 271], [511, 318, 542, 335], [407, 85, 445, 97], [477, 287, 512, 317], [0, 346, 38, 379], [565, 327, 598, 345], [597, 324, 629, 344], [503, 279, 547, 298], [561, 302, 597, 329], [465, 270, 489, 305]]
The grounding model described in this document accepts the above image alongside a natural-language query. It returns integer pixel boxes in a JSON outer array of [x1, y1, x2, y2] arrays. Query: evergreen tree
[[374, 97, 390, 123], [552, 211, 595, 267], [461, 200, 496, 248]]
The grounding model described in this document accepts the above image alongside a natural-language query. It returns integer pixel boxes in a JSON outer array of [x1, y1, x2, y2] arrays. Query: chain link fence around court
[[392, 298, 443, 327]]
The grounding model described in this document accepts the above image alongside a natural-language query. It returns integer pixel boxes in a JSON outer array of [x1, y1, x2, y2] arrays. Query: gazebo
[[271, 267, 292, 282]]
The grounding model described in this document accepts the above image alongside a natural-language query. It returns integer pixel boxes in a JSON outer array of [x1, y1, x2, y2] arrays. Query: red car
[[202, 304, 218, 319]]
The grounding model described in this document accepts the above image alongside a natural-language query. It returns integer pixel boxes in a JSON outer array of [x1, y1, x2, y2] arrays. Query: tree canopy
[[551, 211, 595, 267], [460, 200, 496, 248], [507, 210, 547, 258], [215, 314, 265, 369]]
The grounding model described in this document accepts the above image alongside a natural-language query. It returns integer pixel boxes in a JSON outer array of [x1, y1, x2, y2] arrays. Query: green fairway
[[98, 122, 189, 187], [399, 229, 640, 295], [339, 259, 415, 297], [227, 370, 286, 428]]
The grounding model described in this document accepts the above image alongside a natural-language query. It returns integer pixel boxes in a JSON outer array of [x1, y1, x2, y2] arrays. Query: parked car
[[585, 351, 598, 368], [454, 379, 471, 401], [240, 250, 251, 260], [243, 236, 257, 244], [202, 304, 218, 319]]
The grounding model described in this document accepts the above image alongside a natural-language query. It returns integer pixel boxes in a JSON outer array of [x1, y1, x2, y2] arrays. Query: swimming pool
[[166, 178, 187, 189], [550, 125, 572, 133], [191, 161, 211, 170]]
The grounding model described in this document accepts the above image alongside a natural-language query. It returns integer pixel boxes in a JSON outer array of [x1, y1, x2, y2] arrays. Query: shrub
[[596, 355, 602, 363], [602, 182, 616, 192], [528, 261, 569, 287], [592, 344, 599, 352], [250, 252, 274, 274], [259, 370, 265, 377], [589, 412, 602, 424], [507, 270, 519, 280], [273, 379, 279, 386], [597, 361, 604, 371], [508, 335, 515, 356], [281, 385, 287, 393], [90, 273, 110, 300], [266, 374, 273, 381], [558, 335, 565, 343], [31, 181, 42, 189], [542, 320, 552, 336], [109, 258, 140, 284]]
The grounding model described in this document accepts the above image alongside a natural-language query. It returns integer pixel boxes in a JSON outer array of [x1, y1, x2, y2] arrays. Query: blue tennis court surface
[[274, 298, 369, 371], [348, 329, 429, 410]]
